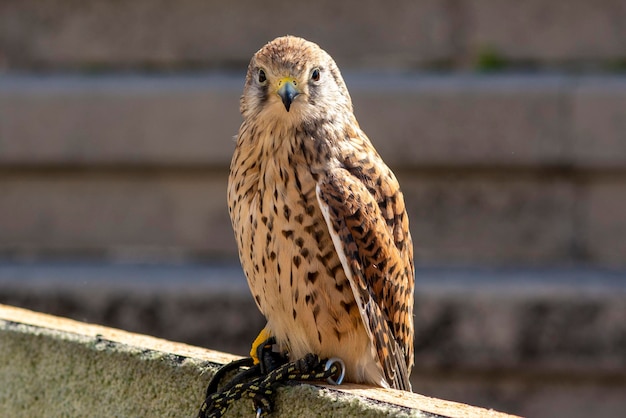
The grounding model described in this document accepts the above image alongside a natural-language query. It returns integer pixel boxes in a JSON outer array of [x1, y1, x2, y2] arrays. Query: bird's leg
[[255, 336, 289, 375], [249, 327, 274, 363]]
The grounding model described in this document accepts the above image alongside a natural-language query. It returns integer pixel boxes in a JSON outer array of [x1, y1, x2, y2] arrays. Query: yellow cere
[[277, 77, 298, 89]]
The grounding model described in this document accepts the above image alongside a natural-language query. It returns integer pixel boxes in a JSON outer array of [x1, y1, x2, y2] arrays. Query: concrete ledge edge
[[0, 304, 517, 418]]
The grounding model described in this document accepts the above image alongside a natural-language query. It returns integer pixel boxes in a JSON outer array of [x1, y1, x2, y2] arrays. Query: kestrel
[[228, 36, 414, 391]]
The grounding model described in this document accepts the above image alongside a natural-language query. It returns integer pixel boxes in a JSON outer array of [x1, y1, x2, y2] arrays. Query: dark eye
[[258, 69, 267, 84], [311, 68, 320, 81]]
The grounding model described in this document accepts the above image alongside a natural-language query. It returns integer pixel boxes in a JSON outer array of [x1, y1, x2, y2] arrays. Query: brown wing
[[316, 150, 414, 391]]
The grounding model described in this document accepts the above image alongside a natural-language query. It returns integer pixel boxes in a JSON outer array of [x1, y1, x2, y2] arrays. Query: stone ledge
[[0, 304, 516, 418]]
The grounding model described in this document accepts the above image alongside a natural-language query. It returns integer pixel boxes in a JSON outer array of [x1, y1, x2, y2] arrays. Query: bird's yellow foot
[[250, 326, 273, 365], [251, 327, 289, 375]]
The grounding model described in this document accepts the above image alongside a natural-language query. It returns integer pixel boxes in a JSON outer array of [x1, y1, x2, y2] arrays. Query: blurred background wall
[[0, 1, 625, 417]]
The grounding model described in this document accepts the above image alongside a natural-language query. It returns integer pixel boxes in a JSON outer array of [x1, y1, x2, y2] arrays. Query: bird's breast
[[228, 134, 364, 351]]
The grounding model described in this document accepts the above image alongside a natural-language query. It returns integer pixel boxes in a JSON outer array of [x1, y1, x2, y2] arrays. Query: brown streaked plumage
[[227, 36, 414, 390]]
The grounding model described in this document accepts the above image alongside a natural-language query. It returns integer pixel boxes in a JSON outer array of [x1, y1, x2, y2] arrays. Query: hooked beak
[[277, 78, 300, 112]]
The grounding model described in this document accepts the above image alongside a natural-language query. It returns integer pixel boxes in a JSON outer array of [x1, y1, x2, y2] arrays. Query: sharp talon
[[257, 336, 288, 375], [325, 357, 346, 385]]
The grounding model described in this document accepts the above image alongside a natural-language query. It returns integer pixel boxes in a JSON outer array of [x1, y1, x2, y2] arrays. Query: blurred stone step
[[0, 164, 624, 265], [1, 74, 626, 168], [0, 174, 567, 262], [1, 1, 625, 70], [1, 74, 625, 265]]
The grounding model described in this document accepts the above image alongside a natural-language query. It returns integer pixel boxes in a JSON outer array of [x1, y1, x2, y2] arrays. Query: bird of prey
[[228, 35, 414, 391]]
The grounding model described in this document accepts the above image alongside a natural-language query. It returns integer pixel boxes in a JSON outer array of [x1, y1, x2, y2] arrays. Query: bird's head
[[240, 36, 353, 126]]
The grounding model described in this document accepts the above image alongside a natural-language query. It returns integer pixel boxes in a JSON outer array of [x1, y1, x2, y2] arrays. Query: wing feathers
[[316, 167, 413, 391]]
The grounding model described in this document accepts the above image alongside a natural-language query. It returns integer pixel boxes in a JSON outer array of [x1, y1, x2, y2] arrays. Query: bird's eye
[[258, 69, 267, 84], [311, 68, 321, 82]]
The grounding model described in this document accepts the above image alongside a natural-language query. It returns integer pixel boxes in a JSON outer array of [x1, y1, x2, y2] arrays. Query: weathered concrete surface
[[0, 304, 516, 418], [1, 262, 625, 417], [0, 305, 236, 417]]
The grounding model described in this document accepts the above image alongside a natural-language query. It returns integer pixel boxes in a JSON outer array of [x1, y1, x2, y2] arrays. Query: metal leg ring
[[324, 357, 346, 385]]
